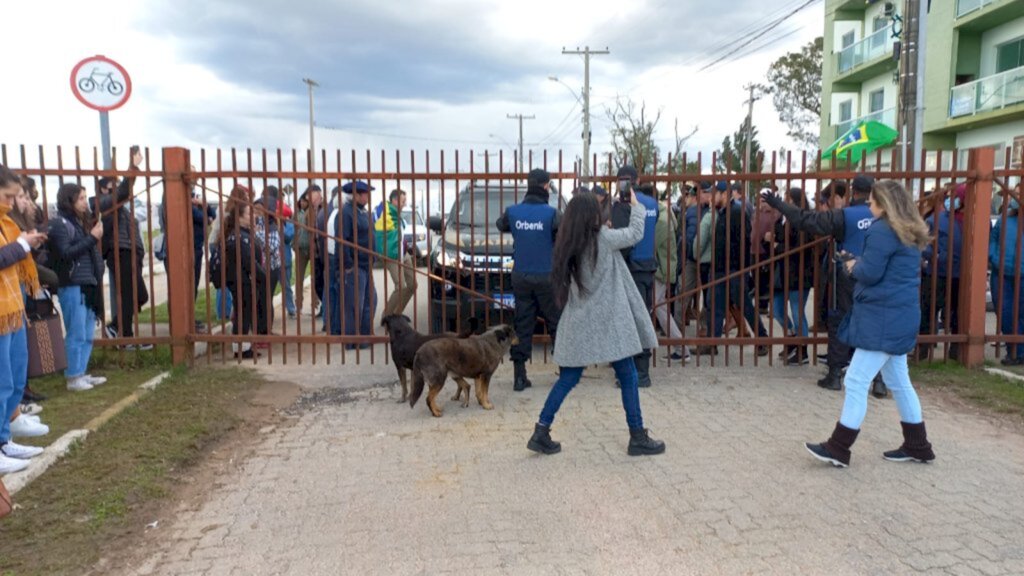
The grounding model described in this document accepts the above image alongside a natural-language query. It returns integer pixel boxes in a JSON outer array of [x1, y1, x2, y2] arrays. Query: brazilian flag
[[821, 120, 899, 164]]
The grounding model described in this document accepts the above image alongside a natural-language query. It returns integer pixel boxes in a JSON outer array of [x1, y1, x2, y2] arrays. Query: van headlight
[[437, 247, 462, 269]]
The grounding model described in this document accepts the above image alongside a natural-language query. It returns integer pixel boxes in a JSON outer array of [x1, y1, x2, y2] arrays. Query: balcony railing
[[957, 0, 997, 18], [837, 24, 895, 74], [833, 107, 897, 141], [949, 66, 1024, 118]]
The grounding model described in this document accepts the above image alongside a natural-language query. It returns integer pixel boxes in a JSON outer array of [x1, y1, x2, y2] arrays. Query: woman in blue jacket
[[806, 180, 936, 468], [48, 184, 107, 391], [919, 184, 964, 360], [989, 190, 1024, 365]]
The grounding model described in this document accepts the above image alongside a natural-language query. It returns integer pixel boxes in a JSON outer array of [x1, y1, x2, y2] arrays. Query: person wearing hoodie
[[496, 168, 561, 392], [989, 184, 1024, 366], [919, 183, 964, 361]]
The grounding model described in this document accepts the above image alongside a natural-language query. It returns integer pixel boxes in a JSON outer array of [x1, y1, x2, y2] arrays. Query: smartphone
[[618, 179, 632, 203]]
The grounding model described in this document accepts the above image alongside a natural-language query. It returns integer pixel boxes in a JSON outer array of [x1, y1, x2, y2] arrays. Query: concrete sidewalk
[[119, 361, 1024, 576]]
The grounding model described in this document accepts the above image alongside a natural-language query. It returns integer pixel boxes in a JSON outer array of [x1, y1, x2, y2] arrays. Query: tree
[[605, 97, 663, 175], [717, 120, 766, 195], [660, 118, 700, 194], [760, 37, 823, 150]]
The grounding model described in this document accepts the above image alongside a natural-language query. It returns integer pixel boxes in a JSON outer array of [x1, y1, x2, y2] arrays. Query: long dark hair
[[551, 192, 602, 307], [222, 185, 253, 238], [56, 183, 88, 226]]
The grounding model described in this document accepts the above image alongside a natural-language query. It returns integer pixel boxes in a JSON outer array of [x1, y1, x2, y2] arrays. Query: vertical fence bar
[[961, 147, 995, 367], [163, 147, 196, 365]]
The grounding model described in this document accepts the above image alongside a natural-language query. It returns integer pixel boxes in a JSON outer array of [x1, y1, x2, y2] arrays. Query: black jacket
[[713, 203, 752, 275], [46, 212, 104, 288], [93, 173, 144, 258], [224, 227, 266, 291]]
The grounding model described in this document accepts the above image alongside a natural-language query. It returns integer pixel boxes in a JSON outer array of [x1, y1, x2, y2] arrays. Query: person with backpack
[[47, 183, 106, 392], [221, 185, 265, 359]]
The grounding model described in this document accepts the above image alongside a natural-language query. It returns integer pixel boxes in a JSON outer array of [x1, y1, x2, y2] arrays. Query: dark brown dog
[[408, 324, 518, 417], [381, 315, 477, 403]]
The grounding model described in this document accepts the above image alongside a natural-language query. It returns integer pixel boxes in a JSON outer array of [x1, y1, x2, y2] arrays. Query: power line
[[697, 0, 819, 72], [700, 26, 805, 74]]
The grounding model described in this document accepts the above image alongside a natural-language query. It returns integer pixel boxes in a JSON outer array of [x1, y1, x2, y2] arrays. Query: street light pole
[[506, 114, 535, 171], [302, 77, 319, 172], [562, 46, 609, 180]]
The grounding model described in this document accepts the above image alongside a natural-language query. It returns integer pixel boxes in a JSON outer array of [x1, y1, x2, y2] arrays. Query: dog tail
[[408, 368, 425, 408]]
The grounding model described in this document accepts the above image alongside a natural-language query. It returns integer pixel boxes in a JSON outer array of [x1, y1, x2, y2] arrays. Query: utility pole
[[897, 0, 920, 176], [506, 113, 535, 171], [302, 78, 319, 172], [743, 83, 759, 198], [562, 46, 609, 181]]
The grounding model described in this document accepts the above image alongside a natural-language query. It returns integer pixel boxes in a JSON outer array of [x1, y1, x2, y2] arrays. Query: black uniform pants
[[631, 270, 654, 371], [510, 272, 560, 363], [826, 267, 854, 370], [107, 249, 149, 337]]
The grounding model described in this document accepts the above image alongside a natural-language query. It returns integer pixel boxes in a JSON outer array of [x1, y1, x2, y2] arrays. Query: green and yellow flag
[[821, 120, 899, 164]]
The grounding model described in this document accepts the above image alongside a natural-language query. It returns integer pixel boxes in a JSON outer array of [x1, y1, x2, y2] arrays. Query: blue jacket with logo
[[497, 191, 560, 276], [923, 214, 962, 278], [990, 214, 1024, 276], [839, 218, 922, 355], [611, 191, 659, 273]]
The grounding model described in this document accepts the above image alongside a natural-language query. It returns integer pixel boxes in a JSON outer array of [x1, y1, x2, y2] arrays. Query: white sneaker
[[1, 440, 44, 460], [67, 377, 94, 392], [10, 414, 50, 437], [83, 374, 107, 386], [19, 402, 42, 417], [0, 453, 29, 474]]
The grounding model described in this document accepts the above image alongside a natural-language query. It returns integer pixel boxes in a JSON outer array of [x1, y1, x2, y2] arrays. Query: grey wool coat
[[553, 203, 659, 367]]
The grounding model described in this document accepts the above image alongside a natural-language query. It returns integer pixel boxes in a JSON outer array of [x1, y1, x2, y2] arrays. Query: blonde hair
[[870, 180, 931, 249]]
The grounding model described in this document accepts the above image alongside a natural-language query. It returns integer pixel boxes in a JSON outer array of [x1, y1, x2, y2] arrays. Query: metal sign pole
[[100, 110, 112, 170]]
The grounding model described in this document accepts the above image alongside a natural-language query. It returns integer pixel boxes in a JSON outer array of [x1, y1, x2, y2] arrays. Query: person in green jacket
[[375, 189, 417, 316], [654, 193, 690, 362]]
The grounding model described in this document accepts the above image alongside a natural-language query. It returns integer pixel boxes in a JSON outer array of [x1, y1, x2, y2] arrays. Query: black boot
[[883, 421, 935, 463], [628, 428, 665, 456], [527, 423, 561, 454], [817, 367, 843, 391], [871, 375, 888, 399], [635, 353, 652, 388], [805, 422, 860, 467], [513, 361, 532, 392]]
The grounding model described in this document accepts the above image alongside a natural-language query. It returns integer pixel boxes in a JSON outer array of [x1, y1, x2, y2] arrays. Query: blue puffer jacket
[[923, 214, 962, 278], [990, 215, 1024, 276], [839, 218, 922, 355]]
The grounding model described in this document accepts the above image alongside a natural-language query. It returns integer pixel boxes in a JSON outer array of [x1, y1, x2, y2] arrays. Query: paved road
[[119, 359, 1024, 576]]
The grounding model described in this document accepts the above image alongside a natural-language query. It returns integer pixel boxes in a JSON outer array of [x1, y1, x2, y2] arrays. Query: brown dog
[[381, 315, 477, 403], [408, 324, 518, 417]]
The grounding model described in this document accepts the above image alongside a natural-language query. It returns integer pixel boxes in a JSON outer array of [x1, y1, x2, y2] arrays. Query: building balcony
[[950, 66, 1024, 119], [832, 107, 897, 142], [835, 24, 897, 82], [956, 0, 1024, 31]]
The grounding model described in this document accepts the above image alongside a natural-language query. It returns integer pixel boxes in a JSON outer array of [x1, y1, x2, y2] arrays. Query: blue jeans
[[216, 289, 233, 321], [840, 349, 923, 429], [58, 286, 96, 378], [0, 325, 29, 443], [772, 290, 810, 337], [992, 275, 1024, 358], [283, 245, 296, 315], [538, 357, 644, 430], [712, 276, 767, 338], [329, 267, 376, 337]]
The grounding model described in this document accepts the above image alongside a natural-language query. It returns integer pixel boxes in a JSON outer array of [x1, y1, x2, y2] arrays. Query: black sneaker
[[756, 345, 770, 357], [805, 442, 847, 468], [882, 448, 932, 463], [1000, 356, 1024, 366], [785, 349, 809, 365]]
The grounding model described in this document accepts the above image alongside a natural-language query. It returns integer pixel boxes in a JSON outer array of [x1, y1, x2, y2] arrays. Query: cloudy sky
[[3, 0, 824, 182]]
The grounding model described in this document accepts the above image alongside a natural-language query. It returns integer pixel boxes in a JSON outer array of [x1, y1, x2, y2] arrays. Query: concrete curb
[[5, 371, 172, 496], [983, 367, 1024, 385]]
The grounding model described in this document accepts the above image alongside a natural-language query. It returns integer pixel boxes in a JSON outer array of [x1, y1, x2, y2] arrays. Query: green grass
[[0, 367, 273, 576], [911, 362, 1024, 421]]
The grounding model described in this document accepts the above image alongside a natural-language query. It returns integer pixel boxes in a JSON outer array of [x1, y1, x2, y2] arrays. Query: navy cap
[[592, 184, 608, 197], [851, 174, 874, 193], [730, 182, 743, 192], [616, 165, 639, 183], [699, 180, 714, 191], [715, 181, 730, 193], [342, 181, 374, 194], [527, 168, 551, 187]]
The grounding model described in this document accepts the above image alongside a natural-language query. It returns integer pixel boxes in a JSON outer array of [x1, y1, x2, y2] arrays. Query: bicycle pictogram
[[77, 68, 124, 96]]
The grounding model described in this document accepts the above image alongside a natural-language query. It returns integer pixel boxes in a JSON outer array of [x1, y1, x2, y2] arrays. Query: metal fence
[[3, 143, 1018, 369]]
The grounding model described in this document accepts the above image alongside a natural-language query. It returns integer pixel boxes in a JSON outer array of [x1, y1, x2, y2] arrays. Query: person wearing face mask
[[918, 184, 964, 361]]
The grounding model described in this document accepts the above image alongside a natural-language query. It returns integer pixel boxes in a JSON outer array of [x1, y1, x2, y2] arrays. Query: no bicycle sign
[[70, 55, 132, 112]]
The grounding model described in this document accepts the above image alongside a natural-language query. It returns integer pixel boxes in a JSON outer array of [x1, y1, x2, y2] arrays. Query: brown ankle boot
[[806, 422, 860, 467]]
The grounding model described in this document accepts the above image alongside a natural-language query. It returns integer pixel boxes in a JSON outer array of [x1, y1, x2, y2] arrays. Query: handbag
[[26, 293, 68, 378], [0, 479, 12, 519]]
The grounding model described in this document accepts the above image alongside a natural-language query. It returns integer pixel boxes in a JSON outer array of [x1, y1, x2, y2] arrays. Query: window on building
[[870, 17, 887, 49], [869, 89, 885, 114], [997, 38, 1024, 74], [841, 31, 855, 50], [839, 100, 853, 123]]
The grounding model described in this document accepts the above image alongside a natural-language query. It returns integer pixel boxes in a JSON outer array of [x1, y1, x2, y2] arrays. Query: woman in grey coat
[[527, 189, 665, 456]]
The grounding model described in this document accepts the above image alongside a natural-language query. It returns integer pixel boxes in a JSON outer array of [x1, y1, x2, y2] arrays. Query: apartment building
[[821, 0, 1024, 169]]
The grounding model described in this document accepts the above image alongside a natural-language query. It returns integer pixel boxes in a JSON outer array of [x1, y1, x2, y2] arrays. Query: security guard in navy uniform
[[496, 168, 562, 392], [611, 165, 660, 387], [762, 174, 888, 397]]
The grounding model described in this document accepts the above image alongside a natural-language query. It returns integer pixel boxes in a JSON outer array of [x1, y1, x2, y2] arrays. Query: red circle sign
[[70, 55, 132, 112]]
